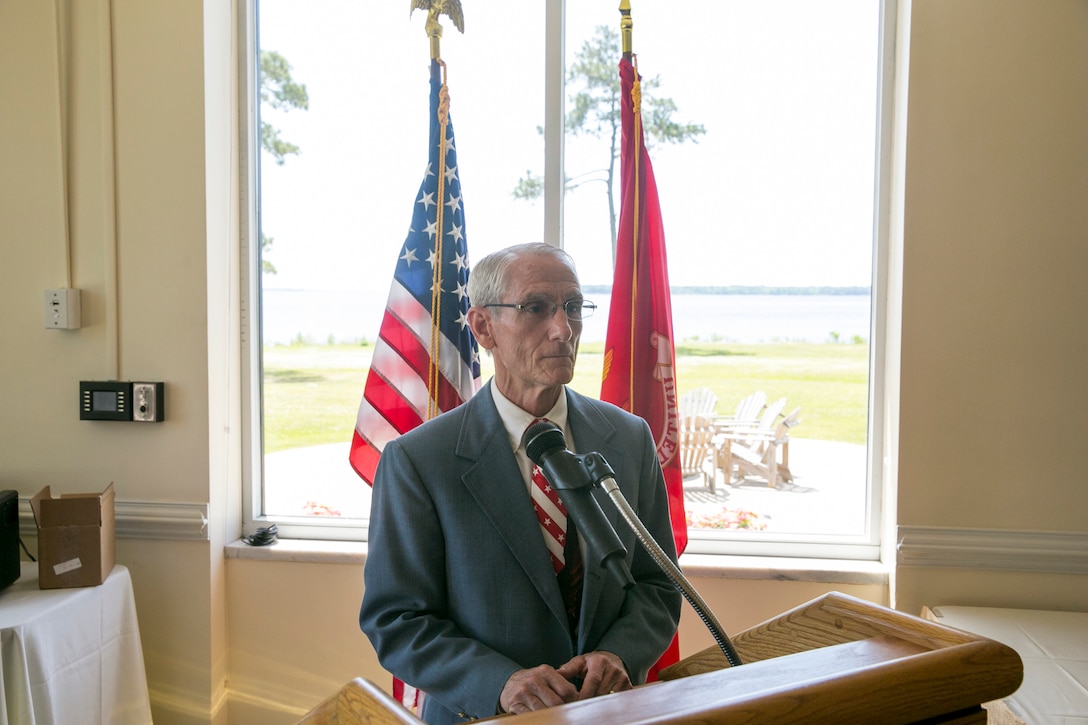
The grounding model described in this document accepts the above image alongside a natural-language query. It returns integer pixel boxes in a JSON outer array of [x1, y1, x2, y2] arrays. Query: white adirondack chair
[[718, 406, 802, 488]]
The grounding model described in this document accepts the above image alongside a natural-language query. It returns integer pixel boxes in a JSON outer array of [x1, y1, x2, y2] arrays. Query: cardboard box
[[29, 482, 115, 589]]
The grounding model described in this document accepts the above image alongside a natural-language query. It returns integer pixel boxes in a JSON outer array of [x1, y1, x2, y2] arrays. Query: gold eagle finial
[[410, 0, 465, 35]]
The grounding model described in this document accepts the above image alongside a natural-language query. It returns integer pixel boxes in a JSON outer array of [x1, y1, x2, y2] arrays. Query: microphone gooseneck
[[525, 420, 743, 668]]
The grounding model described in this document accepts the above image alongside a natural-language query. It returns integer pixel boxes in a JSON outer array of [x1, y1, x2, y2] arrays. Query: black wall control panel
[[80, 381, 164, 422]]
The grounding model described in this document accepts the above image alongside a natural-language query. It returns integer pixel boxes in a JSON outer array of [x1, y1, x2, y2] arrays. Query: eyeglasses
[[482, 299, 597, 321]]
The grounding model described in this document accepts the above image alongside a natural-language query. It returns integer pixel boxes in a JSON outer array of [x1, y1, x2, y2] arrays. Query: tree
[[513, 25, 705, 253], [259, 50, 310, 275]]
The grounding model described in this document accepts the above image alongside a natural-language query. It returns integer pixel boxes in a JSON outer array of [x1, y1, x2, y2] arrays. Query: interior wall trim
[[20, 498, 210, 541], [897, 526, 1088, 574]]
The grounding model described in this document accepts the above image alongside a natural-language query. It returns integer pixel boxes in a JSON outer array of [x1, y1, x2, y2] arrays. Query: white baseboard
[[20, 498, 209, 541], [897, 526, 1088, 574]]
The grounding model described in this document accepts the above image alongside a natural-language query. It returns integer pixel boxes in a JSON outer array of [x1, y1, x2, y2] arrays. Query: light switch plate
[[45, 289, 81, 329]]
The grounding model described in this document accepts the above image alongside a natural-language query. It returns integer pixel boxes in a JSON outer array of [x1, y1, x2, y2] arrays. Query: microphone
[[526, 423, 745, 669], [524, 421, 634, 590]]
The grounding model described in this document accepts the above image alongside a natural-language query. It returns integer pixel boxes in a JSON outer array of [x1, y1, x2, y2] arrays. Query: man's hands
[[498, 664, 577, 715], [559, 651, 633, 698], [498, 651, 631, 714]]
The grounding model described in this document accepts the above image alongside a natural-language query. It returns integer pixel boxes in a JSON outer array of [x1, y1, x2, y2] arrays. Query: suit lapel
[[458, 384, 569, 631]]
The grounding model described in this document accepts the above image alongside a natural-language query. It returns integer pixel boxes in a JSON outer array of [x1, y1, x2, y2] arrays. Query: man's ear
[[467, 307, 495, 350]]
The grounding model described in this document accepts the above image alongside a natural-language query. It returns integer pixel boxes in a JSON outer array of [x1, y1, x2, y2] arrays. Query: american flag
[[349, 60, 480, 485]]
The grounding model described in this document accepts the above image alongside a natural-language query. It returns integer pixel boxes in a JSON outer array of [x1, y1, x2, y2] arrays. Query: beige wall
[[1, 1, 1085, 723], [1, 0, 224, 723], [221, 554, 885, 723], [894, 0, 1088, 615]]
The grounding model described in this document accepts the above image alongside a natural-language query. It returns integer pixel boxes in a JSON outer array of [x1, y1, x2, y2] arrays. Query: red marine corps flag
[[599, 17, 686, 681]]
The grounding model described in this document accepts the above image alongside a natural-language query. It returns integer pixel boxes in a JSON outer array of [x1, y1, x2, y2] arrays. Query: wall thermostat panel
[[80, 381, 165, 422], [80, 381, 131, 420]]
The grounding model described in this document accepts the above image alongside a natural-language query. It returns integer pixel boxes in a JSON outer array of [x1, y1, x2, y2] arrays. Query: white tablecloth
[[0, 562, 152, 724], [925, 605, 1088, 724]]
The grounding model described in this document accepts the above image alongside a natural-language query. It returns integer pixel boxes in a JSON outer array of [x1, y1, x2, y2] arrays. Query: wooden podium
[[299, 592, 1023, 724]]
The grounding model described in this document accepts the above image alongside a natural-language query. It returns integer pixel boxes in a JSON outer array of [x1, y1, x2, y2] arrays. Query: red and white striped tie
[[528, 419, 568, 573]]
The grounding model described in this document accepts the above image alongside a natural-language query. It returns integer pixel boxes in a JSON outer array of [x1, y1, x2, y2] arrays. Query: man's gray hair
[[467, 242, 579, 308]]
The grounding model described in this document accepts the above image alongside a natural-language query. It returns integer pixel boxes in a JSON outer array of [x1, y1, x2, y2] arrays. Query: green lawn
[[262, 341, 869, 454]]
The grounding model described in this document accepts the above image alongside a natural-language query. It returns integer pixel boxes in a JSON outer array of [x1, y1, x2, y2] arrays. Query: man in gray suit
[[360, 242, 681, 724]]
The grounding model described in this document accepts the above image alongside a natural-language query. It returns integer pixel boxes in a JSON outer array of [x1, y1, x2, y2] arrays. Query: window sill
[[226, 538, 368, 564], [225, 539, 888, 585], [678, 552, 887, 585]]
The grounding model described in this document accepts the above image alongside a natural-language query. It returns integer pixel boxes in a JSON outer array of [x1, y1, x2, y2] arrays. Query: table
[[923, 605, 1088, 724], [0, 562, 152, 724]]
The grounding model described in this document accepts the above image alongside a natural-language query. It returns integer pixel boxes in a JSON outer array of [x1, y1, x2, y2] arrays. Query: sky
[[257, 0, 881, 291]]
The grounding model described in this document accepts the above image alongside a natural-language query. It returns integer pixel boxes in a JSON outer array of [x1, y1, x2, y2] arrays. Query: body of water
[[262, 288, 872, 346]]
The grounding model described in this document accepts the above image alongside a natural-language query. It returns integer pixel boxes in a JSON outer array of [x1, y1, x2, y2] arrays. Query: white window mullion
[[544, 0, 565, 248]]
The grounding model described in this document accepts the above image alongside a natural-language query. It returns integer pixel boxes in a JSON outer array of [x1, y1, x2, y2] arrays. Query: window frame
[[239, 0, 898, 560]]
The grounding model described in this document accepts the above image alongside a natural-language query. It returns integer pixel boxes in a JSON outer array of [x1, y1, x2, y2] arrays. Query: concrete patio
[[265, 438, 868, 538], [681, 438, 868, 536]]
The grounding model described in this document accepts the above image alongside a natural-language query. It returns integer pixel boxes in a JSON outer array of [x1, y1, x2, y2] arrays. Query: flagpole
[[425, 7, 443, 59], [411, 2, 466, 418], [357, 3, 478, 707], [619, 1, 642, 408], [423, 7, 447, 420]]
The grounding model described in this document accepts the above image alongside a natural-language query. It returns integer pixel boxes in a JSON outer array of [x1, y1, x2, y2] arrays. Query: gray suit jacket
[[359, 382, 681, 725]]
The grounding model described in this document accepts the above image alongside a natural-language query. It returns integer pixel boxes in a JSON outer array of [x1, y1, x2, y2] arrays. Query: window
[[242, 0, 895, 559]]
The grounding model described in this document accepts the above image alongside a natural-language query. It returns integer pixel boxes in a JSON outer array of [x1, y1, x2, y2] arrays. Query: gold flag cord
[[429, 59, 450, 419]]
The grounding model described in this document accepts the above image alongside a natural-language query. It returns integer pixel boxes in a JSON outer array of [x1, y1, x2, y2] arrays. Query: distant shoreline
[[262, 289, 873, 346], [266, 286, 873, 296]]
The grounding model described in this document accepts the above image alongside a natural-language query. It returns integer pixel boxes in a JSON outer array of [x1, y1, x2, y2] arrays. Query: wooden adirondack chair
[[718, 406, 801, 488], [679, 414, 718, 493], [717, 395, 783, 436], [678, 387, 718, 419], [712, 391, 767, 433]]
